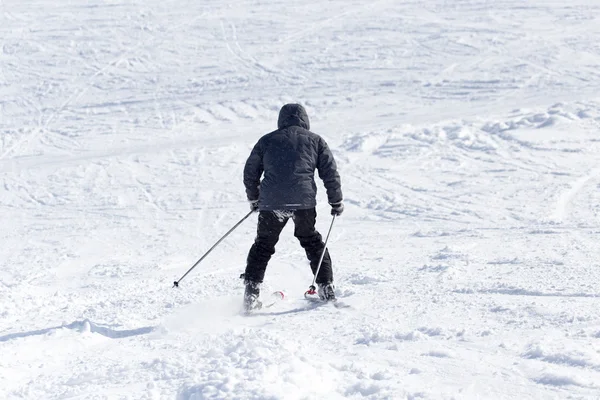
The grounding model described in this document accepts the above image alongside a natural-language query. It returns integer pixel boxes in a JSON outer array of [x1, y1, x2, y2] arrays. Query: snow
[[1, 0, 600, 398]]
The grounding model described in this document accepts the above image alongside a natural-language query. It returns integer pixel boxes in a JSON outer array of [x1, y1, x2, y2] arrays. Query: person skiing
[[242, 103, 344, 312]]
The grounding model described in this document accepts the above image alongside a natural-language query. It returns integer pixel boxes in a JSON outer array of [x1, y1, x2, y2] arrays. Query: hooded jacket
[[243, 104, 343, 211]]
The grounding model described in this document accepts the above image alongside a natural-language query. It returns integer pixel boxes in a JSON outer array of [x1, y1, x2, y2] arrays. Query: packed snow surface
[[1, 0, 600, 399]]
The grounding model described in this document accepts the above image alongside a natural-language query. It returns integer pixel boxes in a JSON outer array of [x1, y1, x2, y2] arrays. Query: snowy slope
[[1, 0, 600, 399]]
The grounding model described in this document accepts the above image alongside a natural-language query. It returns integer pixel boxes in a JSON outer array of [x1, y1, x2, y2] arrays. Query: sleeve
[[316, 137, 343, 204], [243, 140, 264, 201]]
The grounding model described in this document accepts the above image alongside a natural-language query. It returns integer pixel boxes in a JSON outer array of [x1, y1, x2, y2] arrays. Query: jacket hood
[[277, 103, 310, 130]]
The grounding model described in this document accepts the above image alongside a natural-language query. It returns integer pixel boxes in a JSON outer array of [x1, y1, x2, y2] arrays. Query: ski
[[243, 290, 285, 314], [263, 290, 285, 308], [304, 296, 351, 309], [243, 290, 349, 314]]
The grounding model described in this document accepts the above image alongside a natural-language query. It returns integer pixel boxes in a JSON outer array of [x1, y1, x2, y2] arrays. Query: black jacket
[[243, 104, 343, 211]]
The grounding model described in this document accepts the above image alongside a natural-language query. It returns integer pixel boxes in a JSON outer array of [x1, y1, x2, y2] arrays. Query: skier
[[242, 103, 344, 311]]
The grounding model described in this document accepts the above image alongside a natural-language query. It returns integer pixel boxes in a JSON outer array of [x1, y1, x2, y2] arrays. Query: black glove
[[330, 202, 344, 216], [249, 199, 259, 212]]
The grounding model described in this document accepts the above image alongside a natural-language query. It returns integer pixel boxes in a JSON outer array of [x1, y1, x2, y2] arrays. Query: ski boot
[[243, 280, 262, 313], [317, 282, 336, 302]]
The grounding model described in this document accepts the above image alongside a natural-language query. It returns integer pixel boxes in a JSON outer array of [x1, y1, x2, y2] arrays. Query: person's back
[[244, 103, 342, 211], [242, 103, 344, 312]]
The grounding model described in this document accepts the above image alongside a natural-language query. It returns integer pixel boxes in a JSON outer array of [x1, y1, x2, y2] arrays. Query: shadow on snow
[[0, 319, 155, 342]]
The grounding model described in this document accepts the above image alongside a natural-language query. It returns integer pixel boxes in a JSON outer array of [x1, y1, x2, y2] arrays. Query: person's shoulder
[[294, 127, 323, 140], [257, 129, 279, 143], [307, 130, 328, 146]]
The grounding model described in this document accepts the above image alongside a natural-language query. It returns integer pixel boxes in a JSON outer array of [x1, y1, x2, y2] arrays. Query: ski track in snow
[[2, 0, 600, 399], [551, 168, 600, 224]]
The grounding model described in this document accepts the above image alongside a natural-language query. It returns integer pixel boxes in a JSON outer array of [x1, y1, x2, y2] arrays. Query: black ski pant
[[244, 208, 333, 284]]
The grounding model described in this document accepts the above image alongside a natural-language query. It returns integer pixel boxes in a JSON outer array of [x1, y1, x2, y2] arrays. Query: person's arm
[[243, 140, 264, 202], [316, 137, 343, 205]]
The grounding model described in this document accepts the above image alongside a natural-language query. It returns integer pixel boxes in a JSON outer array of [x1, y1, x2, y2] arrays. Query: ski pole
[[305, 214, 336, 296], [173, 209, 254, 288]]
